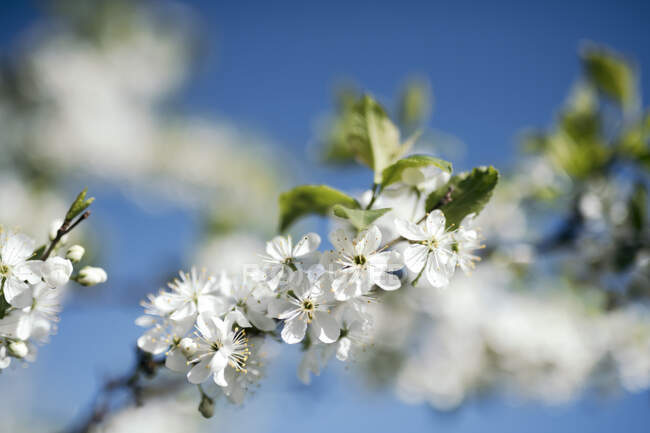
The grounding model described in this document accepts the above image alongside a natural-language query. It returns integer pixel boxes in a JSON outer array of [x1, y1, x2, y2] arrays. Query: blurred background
[[1, 0, 649, 432]]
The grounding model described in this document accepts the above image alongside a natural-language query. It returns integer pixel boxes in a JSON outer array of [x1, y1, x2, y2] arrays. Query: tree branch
[[41, 211, 90, 260]]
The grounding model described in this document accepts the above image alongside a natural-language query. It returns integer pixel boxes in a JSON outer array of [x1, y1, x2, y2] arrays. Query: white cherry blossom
[[187, 314, 250, 387], [154, 268, 223, 321], [271, 270, 340, 344], [396, 210, 455, 288], [0, 232, 43, 307], [329, 225, 403, 300], [261, 233, 320, 289]]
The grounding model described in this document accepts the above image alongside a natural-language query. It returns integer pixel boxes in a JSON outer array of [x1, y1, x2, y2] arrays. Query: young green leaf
[[348, 95, 410, 183], [65, 188, 95, 222], [332, 205, 391, 230], [425, 166, 499, 229], [278, 185, 360, 232], [380, 154, 452, 193], [581, 45, 637, 110]]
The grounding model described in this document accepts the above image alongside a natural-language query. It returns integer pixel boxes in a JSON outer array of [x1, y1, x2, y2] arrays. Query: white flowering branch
[[0, 188, 107, 372]]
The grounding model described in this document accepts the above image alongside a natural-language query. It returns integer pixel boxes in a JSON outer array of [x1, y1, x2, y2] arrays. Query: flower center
[[302, 299, 314, 311], [353, 255, 366, 266], [0, 264, 9, 276], [210, 340, 223, 352], [284, 258, 298, 272], [422, 238, 438, 251]]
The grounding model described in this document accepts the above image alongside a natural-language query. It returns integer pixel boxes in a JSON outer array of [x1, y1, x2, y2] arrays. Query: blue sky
[[1, 0, 650, 431]]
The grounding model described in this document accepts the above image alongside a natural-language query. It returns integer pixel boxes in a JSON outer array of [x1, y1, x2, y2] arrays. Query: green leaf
[[380, 154, 452, 192], [278, 185, 360, 231], [425, 166, 499, 229], [65, 188, 95, 222], [332, 205, 391, 230], [30, 244, 46, 261], [629, 182, 647, 234], [321, 86, 362, 164], [618, 111, 650, 158], [397, 78, 432, 132], [581, 45, 637, 110], [348, 95, 410, 183]]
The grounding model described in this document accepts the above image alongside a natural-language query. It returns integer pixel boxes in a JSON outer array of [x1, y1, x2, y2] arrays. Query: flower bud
[[42, 256, 73, 287], [77, 266, 108, 286], [49, 219, 69, 244], [66, 245, 85, 263], [179, 337, 197, 357], [198, 394, 215, 418], [8, 340, 28, 358]]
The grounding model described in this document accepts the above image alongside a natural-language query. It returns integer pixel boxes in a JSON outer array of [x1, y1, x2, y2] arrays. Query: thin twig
[[41, 211, 90, 260], [365, 183, 379, 210]]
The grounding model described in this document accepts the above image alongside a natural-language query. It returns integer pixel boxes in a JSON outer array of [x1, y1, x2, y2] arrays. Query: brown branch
[[41, 211, 90, 260]]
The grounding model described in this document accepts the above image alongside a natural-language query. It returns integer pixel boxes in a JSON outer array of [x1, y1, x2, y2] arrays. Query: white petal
[[196, 313, 217, 340], [213, 367, 228, 387], [267, 298, 293, 318], [375, 272, 401, 291], [197, 295, 225, 315], [210, 351, 228, 376], [187, 357, 213, 384], [313, 311, 340, 343], [332, 270, 365, 301], [281, 317, 307, 344], [266, 236, 291, 261], [165, 348, 189, 372], [170, 301, 196, 322], [41, 257, 73, 287], [1, 233, 35, 266], [368, 250, 403, 272], [14, 260, 44, 284], [137, 328, 168, 355], [329, 228, 355, 256], [292, 233, 321, 257], [359, 225, 382, 256], [426, 210, 447, 236], [4, 278, 31, 307], [226, 310, 252, 328], [425, 257, 451, 288], [394, 218, 428, 241], [403, 244, 429, 273], [247, 309, 276, 332]]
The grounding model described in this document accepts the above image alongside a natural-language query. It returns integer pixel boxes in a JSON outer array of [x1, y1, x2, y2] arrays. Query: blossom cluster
[[0, 227, 106, 370], [137, 207, 482, 405]]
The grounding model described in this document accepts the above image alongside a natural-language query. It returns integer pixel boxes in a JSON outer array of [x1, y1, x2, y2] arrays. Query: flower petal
[[281, 317, 307, 344], [187, 357, 213, 384], [426, 210, 447, 236], [313, 311, 340, 343], [165, 348, 188, 372], [375, 272, 401, 291], [292, 233, 321, 257], [395, 218, 428, 241], [1, 233, 35, 266], [425, 257, 451, 288], [3, 278, 31, 307], [329, 228, 355, 256], [359, 225, 382, 256], [403, 244, 429, 273]]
